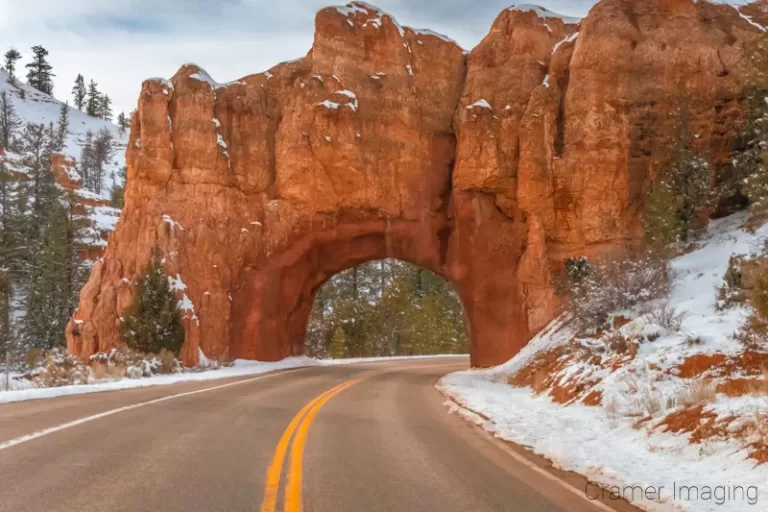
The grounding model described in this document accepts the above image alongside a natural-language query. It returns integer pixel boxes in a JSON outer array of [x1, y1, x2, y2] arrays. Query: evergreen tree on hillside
[[733, 31, 768, 231], [0, 162, 25, 360], [120, 247, 185, 356], [650, 103, 712, 244], [110, 165, 126, 208], [79, 131, 94, 189], [99, 94, 113, 122], [0, 91, 21, 151], [79, 129, 113, 194], [117, 112, 129, 134], [25, 46, 54, 95], [54, 102, 69, 152], [72, 74, 86, 111], [644, 179, 679, 253], [24, 193, 84, 350], [20, 123, 49, 199], [3, 47, 21, 85], [85, 80, 100, 117]]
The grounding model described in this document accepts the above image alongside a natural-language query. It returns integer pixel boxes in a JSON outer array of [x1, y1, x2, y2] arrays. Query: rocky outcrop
[[67, 0, 767, 367]]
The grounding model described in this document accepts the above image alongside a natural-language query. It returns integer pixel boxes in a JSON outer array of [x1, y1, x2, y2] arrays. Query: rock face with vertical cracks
[[67, 1, 767, 367]]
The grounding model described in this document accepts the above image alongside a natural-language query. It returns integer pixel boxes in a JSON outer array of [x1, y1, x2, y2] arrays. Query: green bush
[[120, 247, 185, 356]]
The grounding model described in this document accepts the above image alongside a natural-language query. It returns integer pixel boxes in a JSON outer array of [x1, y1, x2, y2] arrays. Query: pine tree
[[99, 94, 113, 122], [54, 102, 69, 152], [25, 46, 54, 95], [0, 162, 24, 361], [78, 128, 113, 194], [736, 31, 768, 231], [304, 259, 468, 358], [24, 192, 85, 350], [328, 326, 347, 359], [20, 123, 49, 199], [85, 80, 100, 117], [72, 74, 86, 111], [120, 247, 185, 356], [644, 179, 679, 253], [111, 165, 127, 208], [92, 129, 112, 194], [3, 47, 21, 85], [117, 112, 129, 134], [0, 91, 21, 151], [79, 131, 94, 189], [652, 102, 712, 243]]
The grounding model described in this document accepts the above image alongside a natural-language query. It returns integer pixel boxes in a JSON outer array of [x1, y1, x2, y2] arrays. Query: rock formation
[[67, 0, 768, 367]]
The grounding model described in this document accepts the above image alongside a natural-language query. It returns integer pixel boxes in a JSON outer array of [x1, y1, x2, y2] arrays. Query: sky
[[0, 0, 753, 116]]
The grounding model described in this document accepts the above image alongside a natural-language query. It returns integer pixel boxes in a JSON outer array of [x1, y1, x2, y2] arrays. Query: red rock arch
[[66, 1, 764, 367]]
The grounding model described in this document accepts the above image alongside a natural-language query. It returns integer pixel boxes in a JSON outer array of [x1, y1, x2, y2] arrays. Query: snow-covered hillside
[[0, 69, 128, 196], [441, 212, 768, 512], [0, 69, 127, 251]]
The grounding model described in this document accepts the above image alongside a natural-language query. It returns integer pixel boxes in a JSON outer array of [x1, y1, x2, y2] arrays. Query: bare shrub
[[35, 350, 89, 387], [677, 380, 718, 407], [625, 372, 664, 416], [605, 399, 621, 429], [747, 368, 768, 395], [566, 252, 671, 330], [755, 411, 768, 446], [90, 362, 108, 380], [684, 334, 703, 347], [607, 332, 632, 355], [716, 256, 747, 310], [157, 349, 177, 374], [25, 347, 42, 368], [107, 362, 127, 379], [737, 259, 768, 351], [647, 302, 685, 332]]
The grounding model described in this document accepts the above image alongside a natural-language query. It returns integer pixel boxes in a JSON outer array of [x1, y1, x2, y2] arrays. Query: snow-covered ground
[[440, 213, 768, 512], [0, 354, 467, 404]]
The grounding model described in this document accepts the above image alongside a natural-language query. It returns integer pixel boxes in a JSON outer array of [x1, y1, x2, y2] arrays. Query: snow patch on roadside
[[0, 354, 468, 404], [0, 357, 317, 404], [440, 213, 768, 512]]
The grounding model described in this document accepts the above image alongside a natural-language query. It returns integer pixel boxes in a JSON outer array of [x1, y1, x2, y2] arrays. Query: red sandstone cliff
[[67, 1, 768, 367]]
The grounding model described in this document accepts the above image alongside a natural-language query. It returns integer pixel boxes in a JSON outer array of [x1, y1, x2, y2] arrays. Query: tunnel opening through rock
[[304, 259, 469, 359]]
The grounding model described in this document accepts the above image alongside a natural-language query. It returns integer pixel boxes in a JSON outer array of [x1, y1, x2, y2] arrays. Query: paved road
[[0, 358, 640, 512]]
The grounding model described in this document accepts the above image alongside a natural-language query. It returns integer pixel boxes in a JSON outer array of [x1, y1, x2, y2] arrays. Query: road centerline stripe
[[260, 380, 351, 512], [284, 377, 367, 512], [261, 362, 463, 512]]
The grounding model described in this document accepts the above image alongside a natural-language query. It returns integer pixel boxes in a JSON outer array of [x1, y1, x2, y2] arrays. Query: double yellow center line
[[260, 374, 373, 512]]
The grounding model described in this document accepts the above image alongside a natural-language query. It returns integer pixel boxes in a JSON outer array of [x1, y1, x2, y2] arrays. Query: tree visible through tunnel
[[305, 260, 468, 359]]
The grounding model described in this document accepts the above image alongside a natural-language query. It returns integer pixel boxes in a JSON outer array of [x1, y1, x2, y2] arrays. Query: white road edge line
[[438, 390, 617, 512], [0, 368, 303, 452]]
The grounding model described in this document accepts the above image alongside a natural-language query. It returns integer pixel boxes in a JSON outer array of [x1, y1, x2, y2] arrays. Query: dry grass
[[89, 361, 126, 380], [625, 372, 665, 416], [755, 411, 768, 446], [89, 362, 108, 380], [677, 380, 718, 407], [157, 349, 176, 374], [747, 368, 768, 395], [605, 399, 621, 429], [107, 363, 126, 379], [25, 348, 42, 368]]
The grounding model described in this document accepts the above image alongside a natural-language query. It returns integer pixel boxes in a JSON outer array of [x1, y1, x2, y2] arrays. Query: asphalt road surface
[[0, 358, 641, 512]]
